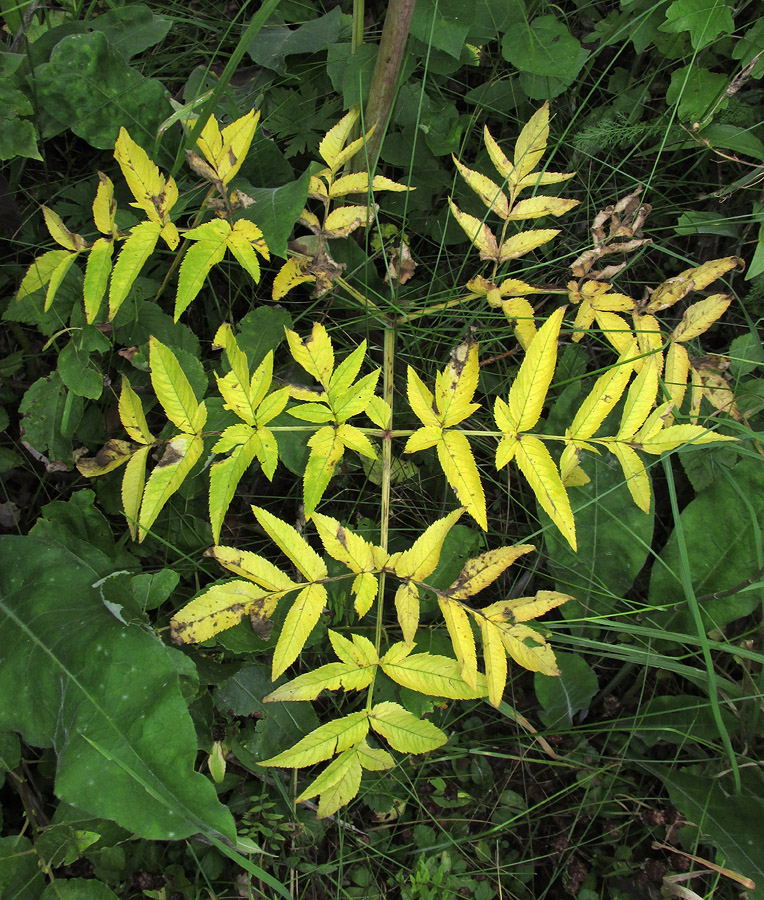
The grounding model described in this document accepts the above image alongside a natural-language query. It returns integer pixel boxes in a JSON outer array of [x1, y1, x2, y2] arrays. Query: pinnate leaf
[[393, 508, 463, 581], [369, 702, 447, 754], [259, 710, 369, 768], [515, 436, 576, 550], [273, 583, 329, 679], [382, 651, 487, 700], [251, 506, 328, 582]]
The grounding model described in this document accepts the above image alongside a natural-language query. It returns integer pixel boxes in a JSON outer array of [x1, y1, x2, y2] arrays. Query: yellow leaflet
[[273, 582, 329, 679], [672, 294, 731, 342], [436, 336, 480, 428], [257, 386, 289, 426], [566, 343, 636, 441], [260, 709, 369, 768], [149, 337, 206, 434], [212, 423, 256, 454], [170, 580, 273, 644], [196, 115, 223, 172], [299, 209, 322, 232], [395, 581, 420, 645], [328, 173, 368, 197], [393, 508, 463, 581], [251, 506, 328, 582], [512, 102, 549, 186], [647, 257, 742, 312], [483, 125, 513, 181], [638, 425, 737, 455], [479, 620, 508, 708], [509, 306, 565, 432], [501, 625, 560, 676], [353, 572, 377, 618], [633, 401, 673, 445], [289, 403, 335, 423], [329, 342, 367, 399], [231, 218, 269, 259], [122, 444, 150, 541], [16, 250, 72, 302], [445, 545, 535, 601], [571, 303, 595, 341], [665, 341, 690, 413], [357, 739, 394, 771], [43, 206, 88, 251], [438, 596, 478, 689], [138, 433, 203, 541], [617, 357, 658, 440], [207, 544, 295, 592], [333, 371, 381, 422], [44, 252, 79, 312], [114, 127, 176, 223], [452, 156, 509, 218], [437, 431, 487, 530], [405, 425, 441, 454], [76, 439, 134, 478], [371, 174, 410, 192], [272, 257, 315, 300], [332, 125, 376, 173], [209, 434, 260, 544], [447, 200, 499, 260], [369, 701, 448, 754], [634, 313, 663, 373], [406, 366, 440, 427], [119, 376, 154, 444], [607, 442, 651, 513], [559, 444, 589, 486], [218, 109, 259, 186], [365, 396, 391, 430], [382, 652, 488, 699], [496, 432, 519, 470], [286, 322, 334, 386], [515, 436, 576, 551], [83, 237, 114, 324], [304, 426, 345, 516], [499, 228, 559, 263], [506, 196, 579, 221], [324, 204, 375, 238], [485, 590, 570, 624], [593, 310, 635, 357], [297, 748, 363, 818], [253, 427, 279, 479], [496, 296, 537, 350], [265, 661, 374, 702], [92, 173, 117, 236], [311, 513, 377, 572], [319, 108, 360, 170], [175, 227, 229, 321], [109, 220, 162, 319], [226, 231, 261, 284], [214, 323, 253, 404], [330, 630, 378, 667], [516, 170, 576, 190]]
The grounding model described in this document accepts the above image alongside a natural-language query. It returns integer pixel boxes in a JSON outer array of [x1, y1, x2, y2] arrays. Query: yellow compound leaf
[[438, 596, 478, 689], [122, 444, 150, 541], [114, 127, 176, 224], [593, 310, 635, 356], [638, 425, 737, 455], [369, 701, 448, 754], [286, 322, 335, 386], [479, 619, 508, 708], [452, 156, 509, 218], [218, 109, 260, 186], [323, 204, 375, 238], [406, 366, 440, 427], [304, 426, 345, 516], [672, 294, 732, 342], [566, 343, 636, 442], [92, 172, 117, 236], [319, 108, 360, 170], [83, 237, 113, 324], [445, 545, 535, 601], [265, 661, 375, 702], [272, 257, 315, 300], [109, 220, 162, 319], [138, 433, 204, 541], [170, 580, 274, 644], [207, 544, 295, 592], [512, 102, 549, 186], [251, 506, 328, 582], [311, 513, 378, 573], [508, 306, 565, 433], [646, 257, 743, 312], [506, 196, 579, 221], [209, 434, 260, 544], [119, 375, 154, 444], [435, 335, 481, 428], [393, 508, 463, 581], [617, 357, 658, 440], [447, 200, 499, 260], [75, 439, 135, 478], [483, 125, 514, 181], [297, 748, 363, 817], [260, 709, 369, 768], [149, 337, 206, 434], [394, 581, 420, 645], [515, 436, 576, 551], [606, 442, 651, 512], [382, 651, 488, 699], [665, 341, 690, 413], [43, 206, 89, 251], [437, 430, 487, 530], [499, 228, 559, 263], [273, 582, 329, 679]]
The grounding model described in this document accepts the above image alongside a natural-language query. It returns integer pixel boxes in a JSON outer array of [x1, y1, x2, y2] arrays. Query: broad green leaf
[[509, 306, 565, 432], [445, 546, 535, 601], [437, 431, 487, 530], [251, 506, 328, 582], [207, 545, 295, 593], [382, 651, 488, 699], [394, 581, 420, 645], [516, 436, 576, 550], [83, 237, 114, 323], [438, 596, 478, 689], [499, 228, 559, 262], [478, 619, 508, 707], [273, 583, 329, 679], [659, 0, 734, 50], [150, 337, 206, 434], [122, 445, 149, 540], [303, 426, 345, 516], [264, 661, 374, 702], [369, 701, 447, 754], [452, 157, 509, 218], [394, 508, 464, 581], [286, 322, 334, 386], [170, 580, 276, 644], [109, 220, 161, 318], [535, 652, 599, 728], [138, 433, 203, 540], [119, 376, 154, 444], [617, 358, 659, 440], [0, 537, 235, 841], [406, 366, 440, 427], [209, 434, 260, 544], [502, 19, 588, 85], [259, 710, 369, 768], [447, 199, 499, 260]]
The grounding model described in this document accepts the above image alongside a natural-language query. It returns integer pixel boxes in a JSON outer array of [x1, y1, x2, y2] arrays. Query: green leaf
[[0, 834, 45, 899], [666, 65, 728, 123], [175, 224, 229, 320], [0, 536, 235, 841], [244, 7, 348, 74], [20, 372, 83, 461], [209, 433, 260, 544], [659, 0, 734, 50], [534, 653, 598, 728], [150, 337, 206, 434], [260, 711, 369, 768], [41, 879, 120, 900], [138, 433, 204, 540], [34, 32, 168, 149], [296, 747, 363, 817], [369, 701, 448, 754], [57, 340, 103, 400], [236, 170, 312, 258], [501, 15, 589, 80], [88, 4, 172, 60], [410, 0, 473, 59]]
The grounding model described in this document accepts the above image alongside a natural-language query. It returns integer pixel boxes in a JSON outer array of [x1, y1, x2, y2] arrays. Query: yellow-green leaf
[[566, 343, 636, 441], [393, 508, 463, 581], [286, 322, 334, 386], [114, 127, 176, 224], [493, 295, 537, 350], [404, 425, 442, 454], [170, 580, 274, 644], [512, 102, 549, 186], [319, 109, 360, 170], [483, 125, 514, 181], [435, 335, 481, 428], [506, 196, 579, 221], [437, 430, 487, 530], [452, 156, 509, 218], [92, 172, 117, 236], [273, 583, 329, 679], [617, 357, 658, 440], [607, 441, 651, 513], [109, 221, 162, 319], [406, 366, 440, 427], [672, 294, 732, 342], [333, 370, 380, 422], [44, 251, 79, 311], [382, 652, 488, 699], [515, 436, 576, 551], [122, 444, 150, 541], [260, 710, 369, 768], [484, 590, 571, 624], [357, 739, 394, 771], [329, 342, 367, 398], [445, 545, 535, 601], [209, 433, 260, 544], [499, 229, 559, 262], [311, 513, 382, 573], [501, 624, 559, 675], [304, 426, 345, 516], [218, 109, 259, 185], [207, 544, 296, 593], [369, 701, 447, 754], [479, 619, 507, 707], [150, 337, 206, 434], [273, 257, 315, 300], [16, 250, 72, 302], [638, 425, 738, 455], [297, 747, 363, 817], [508, 306, 565, 432], [593, 310, 634, 356], [365, 395, 391, 429], [119, 375, 154, 444], [352, 572, 378, 618], [83, 237, 113, 324], [438, 596, 478, 689], [226, 230, 261, 284], [251, 505, 328, 582], [665, 341, 690, 412], [265, 661, 374, 702], [138, 433, 203, 541], [175, 226, 229, 321], [447, 200, 499, 260], [43, 206, 88, 251], [394, 581, 420, 645], [331, 630, 378, 667]]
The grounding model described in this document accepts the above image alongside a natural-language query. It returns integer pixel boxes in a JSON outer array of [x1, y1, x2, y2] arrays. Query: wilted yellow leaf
[[646, 257, 743, 312], [170, 580, 274, 644], [272, 257, 316, 301], [445, 545, 535, 601]]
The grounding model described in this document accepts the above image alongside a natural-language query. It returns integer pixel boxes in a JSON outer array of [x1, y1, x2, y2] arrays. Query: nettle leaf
[[369, 701, 447, 754]]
